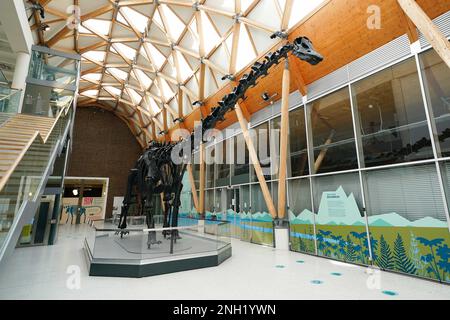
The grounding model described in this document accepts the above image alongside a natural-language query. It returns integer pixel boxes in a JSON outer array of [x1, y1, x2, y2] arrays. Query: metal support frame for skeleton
[[118, 37, 323, 248]]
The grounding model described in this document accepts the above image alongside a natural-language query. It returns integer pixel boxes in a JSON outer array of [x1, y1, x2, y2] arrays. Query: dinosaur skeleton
[[118, 37, 323, 248]]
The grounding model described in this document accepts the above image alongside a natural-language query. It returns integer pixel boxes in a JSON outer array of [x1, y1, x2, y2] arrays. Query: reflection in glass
[[289, 107, 309, 177], [309, 88, 357, 173], [29, 49, 78, 87], [420, 49, 450, 157], [22, 84, 74, 117], [353, 57, 432, 167], [250, 183, 273, 246], [216, 141, 230, 187], [250, 122, 271, 182], [205, 146, 215, 188], [239, 185, 251, 242], [231, 133, 249, 184]]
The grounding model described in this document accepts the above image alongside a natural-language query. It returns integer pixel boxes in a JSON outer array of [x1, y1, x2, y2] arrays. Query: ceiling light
[[72, 189, 79, 196]]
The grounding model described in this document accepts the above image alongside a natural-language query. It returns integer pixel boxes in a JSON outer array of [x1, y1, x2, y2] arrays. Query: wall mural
[[289, 186, 450, 283]]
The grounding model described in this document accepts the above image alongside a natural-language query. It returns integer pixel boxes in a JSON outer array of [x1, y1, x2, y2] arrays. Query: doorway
[[17, 195, 55, 247]]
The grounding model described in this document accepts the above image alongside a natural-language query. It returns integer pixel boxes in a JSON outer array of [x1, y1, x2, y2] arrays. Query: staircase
[[0, 105, 73, 262]]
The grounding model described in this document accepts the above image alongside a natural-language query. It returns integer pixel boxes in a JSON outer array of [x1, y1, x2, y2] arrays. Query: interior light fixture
[[72, 189, 78, 196]]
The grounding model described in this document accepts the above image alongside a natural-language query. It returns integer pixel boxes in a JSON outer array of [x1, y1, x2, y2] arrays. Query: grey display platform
[[84, 229, 232, 278]]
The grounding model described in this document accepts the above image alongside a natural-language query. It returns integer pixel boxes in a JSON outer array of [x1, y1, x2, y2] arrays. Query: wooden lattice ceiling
[[27, 0, 326, 147]]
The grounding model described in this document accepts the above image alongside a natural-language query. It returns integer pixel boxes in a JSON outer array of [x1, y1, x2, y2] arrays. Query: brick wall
[[67, 107, 142, 218]]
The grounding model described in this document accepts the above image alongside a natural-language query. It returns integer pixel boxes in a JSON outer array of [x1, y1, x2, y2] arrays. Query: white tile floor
[[0, 224, 449, 300]]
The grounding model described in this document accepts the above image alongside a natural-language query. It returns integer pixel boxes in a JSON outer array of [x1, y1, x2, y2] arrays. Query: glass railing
[[0, 104, 73, 251], [0, 86, 21, 115], [88, 218, 231, 261], [22, 84, 74, 117], [28, 48, 78, 89]]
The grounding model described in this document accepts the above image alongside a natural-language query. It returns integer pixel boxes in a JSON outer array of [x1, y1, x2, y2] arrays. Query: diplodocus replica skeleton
[[118, 36, 323, 248]]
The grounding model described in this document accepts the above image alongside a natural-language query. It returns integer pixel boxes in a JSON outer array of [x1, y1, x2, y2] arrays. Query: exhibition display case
[[84, 219, 231, 277]]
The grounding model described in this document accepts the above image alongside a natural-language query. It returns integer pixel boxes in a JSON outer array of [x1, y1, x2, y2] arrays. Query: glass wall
[[231, 133, 249, 185], [420, 49, 450, 157], [313, 172, 369, 264], [250, 122, 271, 182], [352, 57, 433, 167], [250, 183, 273, 246], [309, 87, 358, 174], [364, 163, 450, 282], [289, 107, 309, 177], [288, 178, 315, 254], [216, 141, 230, 187], [178, 47, 450, 283]]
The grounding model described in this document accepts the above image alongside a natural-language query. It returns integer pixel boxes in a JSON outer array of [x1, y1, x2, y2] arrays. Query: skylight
[[113, 43, 137, 61], [66, 0, 329, 136], [108, 68, 128, 81], [105, 86, 122, 97], [158, 77, 174, 100], [152, 9, 164, 31], [241, 0, 254, 12], [127, 88, 142, 104], [82, 51, 106, 62], [120, 7, 149, 33], [200, 11, 220, 54], [83, 19, 111, 35], [140, 47, 149, 61], [147, 96, 161, 114], [289, 0, 324, 28], [134, 69, 152, 89], [81, 89, 99, 97], [82, 73, 102, 82], [236, 25, 257, 71], [145, 43, 166, 70], [78, 25, 91, 34], [160, 4, 185, 41], [116, 12, 128, 26], [176, 51, 192, 81]]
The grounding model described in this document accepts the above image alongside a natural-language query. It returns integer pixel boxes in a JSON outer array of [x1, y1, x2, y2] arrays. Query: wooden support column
[[314, 130, 335, 173], [277, 60, 290, 219], [397, 0, 450, 68], [198, 143, 206, 217], [178, 88, 183, 119], [187, 164, 199, 212], [235, 104, 277, 219]]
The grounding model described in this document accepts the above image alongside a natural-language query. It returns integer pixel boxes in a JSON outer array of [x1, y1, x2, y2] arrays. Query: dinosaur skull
[[292, 37, 323, 65]]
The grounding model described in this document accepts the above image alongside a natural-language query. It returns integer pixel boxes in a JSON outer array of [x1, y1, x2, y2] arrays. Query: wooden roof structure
[[27, 0, 450, 148]]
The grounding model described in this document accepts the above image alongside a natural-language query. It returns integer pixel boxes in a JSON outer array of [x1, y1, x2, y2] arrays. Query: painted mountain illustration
[[289, 186, 448, 228], [289, 209, 314, 224]]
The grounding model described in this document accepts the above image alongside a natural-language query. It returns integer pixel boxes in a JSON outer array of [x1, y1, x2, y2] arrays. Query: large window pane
[[249, 183, 274, 246], [271, 116, 281, 180], [231, 134, 249, 184], [365, 164, 450, 283], [289, 178, 316, 254], [216, 140, 230, 187], [289, 107, 309, 177], [420, 49, 450, 157], [310, 88, 357, 174], [205, 146, 215, 188], [250, 122, 271, 182], [353, 57, 433, 167], [313, 172, 369, 265]]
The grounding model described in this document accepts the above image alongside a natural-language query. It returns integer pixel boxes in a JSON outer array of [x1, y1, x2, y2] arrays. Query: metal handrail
[[0, 88, 20, 102]]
